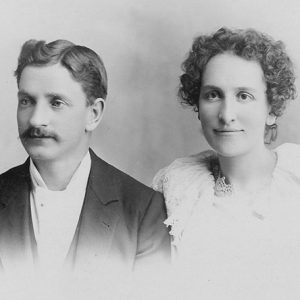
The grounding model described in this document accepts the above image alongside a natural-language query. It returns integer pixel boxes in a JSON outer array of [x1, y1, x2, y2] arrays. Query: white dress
[[153, 143, 300, 299]]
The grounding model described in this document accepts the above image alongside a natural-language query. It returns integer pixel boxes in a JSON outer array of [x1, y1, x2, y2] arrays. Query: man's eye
[[51, 99, 64, 108], [238, 92, 254, 102]]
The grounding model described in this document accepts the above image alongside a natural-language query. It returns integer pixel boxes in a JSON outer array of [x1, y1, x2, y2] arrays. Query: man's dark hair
[[15, 39, 108, 104]]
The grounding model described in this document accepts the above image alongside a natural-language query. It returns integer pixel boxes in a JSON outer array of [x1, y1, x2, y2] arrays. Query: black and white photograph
[[0, 0, 300, 299]]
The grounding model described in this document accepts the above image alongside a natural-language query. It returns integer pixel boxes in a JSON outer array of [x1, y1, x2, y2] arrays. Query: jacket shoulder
[[90, 149, 152, 188], [90, 150, 164, 210], [94, 154, 157, 196], [0, 162, 29, 185]]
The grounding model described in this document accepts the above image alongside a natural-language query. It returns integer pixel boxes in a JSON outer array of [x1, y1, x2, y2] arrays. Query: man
[[0, 40, 170, 278]]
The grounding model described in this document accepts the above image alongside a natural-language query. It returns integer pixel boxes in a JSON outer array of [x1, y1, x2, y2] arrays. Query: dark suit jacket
[[0, 149, 170, 274]]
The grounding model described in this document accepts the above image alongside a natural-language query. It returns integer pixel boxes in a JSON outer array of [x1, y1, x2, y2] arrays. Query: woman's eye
[[19, 98, 31, 106], [238, 92, 254, 102], [206, 90, 221, 101]]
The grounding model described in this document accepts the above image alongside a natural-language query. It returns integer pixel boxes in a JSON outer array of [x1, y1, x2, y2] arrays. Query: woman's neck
[[218, 145, 277, 194]]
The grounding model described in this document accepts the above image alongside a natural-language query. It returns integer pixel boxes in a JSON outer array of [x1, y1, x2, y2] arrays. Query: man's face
[[17, 63, 92, 163]]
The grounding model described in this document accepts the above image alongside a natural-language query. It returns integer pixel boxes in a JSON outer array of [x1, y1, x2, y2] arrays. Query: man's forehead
[[20, 64, 73, 81], [19, 64, 83, 95]]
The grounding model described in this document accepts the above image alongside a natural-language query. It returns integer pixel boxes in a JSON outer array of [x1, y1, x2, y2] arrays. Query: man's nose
[[218, 99, 237, 125], [29, 103, 50, 127]]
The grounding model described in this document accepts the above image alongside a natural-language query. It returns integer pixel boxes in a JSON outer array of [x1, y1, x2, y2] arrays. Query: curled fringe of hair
[[178, 27, 297, 122]]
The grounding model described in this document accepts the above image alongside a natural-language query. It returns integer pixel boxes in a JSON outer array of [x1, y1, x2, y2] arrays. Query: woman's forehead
[[202, 53, 266, 90]]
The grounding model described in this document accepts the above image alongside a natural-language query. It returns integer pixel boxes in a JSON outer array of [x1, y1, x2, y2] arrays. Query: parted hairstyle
[[14, 39, 108, 104], [179, 27, 296, 117]]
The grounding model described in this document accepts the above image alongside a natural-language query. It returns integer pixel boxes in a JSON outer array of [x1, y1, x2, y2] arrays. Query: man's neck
[[32, 150, 89, 191]]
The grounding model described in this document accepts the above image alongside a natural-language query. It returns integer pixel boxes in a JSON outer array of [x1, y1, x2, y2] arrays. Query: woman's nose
[[218, 99, 237, 125]]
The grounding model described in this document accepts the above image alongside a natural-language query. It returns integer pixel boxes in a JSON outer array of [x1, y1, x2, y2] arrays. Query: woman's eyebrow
[[235, 86, 257, 92], [17, 90, 34, 98], [201, 85, 220, 90]]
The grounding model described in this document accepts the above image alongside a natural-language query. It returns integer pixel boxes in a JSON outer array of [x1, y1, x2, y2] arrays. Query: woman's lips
[[214, 129, 244, 135]]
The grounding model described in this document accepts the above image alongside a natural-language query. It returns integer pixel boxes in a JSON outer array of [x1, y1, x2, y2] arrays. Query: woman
[[153, 28, 300, 298]]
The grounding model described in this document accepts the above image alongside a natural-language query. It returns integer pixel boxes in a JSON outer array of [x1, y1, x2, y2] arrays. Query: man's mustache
[[20, 127, 57, 140]]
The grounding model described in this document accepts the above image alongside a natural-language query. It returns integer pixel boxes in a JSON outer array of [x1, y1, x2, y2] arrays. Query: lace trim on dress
[[152, 151, 217, 247], [153, 143, 300, 251]]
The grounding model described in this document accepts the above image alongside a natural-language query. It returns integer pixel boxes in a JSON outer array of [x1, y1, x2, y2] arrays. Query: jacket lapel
[[0, 159, 37, 269], [0, 151, 122, 271], [67, 149, 122, 270]]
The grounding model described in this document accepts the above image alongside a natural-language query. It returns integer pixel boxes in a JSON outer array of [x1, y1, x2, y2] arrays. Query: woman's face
[[198, 53, 270, 158]]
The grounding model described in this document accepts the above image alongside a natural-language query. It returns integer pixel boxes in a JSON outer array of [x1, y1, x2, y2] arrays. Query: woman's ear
[[85, 98, 105, 132], [266, 113, 276, 126]]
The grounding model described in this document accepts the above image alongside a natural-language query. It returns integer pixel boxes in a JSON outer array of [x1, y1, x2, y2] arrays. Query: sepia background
[[0, 0, 300, 185]]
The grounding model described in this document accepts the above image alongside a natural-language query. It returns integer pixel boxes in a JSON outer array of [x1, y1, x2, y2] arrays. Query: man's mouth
[[28, 134, 53, 139], [20, 127, 56, 140]]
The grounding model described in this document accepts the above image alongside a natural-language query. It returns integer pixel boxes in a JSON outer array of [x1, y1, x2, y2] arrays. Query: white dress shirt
[[30, 152, 91, 271]]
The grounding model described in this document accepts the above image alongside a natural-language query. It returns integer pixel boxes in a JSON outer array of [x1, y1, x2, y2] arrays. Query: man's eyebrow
[[17, 91, 70, 100], [45, 92, 71, 101], [45, 92, 64, 98]]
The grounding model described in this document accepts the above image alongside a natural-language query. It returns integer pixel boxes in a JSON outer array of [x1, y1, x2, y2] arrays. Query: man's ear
[[85, 98, 105, 132]]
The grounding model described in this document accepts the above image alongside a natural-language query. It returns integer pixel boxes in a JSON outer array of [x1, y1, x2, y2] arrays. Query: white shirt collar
[[30, 151, 92, 192], [29, 151, 92, 269]]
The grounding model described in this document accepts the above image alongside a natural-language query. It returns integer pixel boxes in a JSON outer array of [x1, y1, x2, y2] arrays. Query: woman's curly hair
[[179, 27, 296, 117]]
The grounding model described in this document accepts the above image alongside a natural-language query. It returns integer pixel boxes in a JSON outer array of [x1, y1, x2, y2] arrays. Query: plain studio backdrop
[[0, 0, 300, 185]]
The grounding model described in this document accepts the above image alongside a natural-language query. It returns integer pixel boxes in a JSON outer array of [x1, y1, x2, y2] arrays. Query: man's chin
[[26, 153, 53, 161], [23, 146, 56, 161]]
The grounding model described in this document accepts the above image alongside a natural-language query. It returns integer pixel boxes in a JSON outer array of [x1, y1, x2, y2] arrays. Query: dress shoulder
[[152, 150, 216, 246], [152, 150, 216, 204]]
